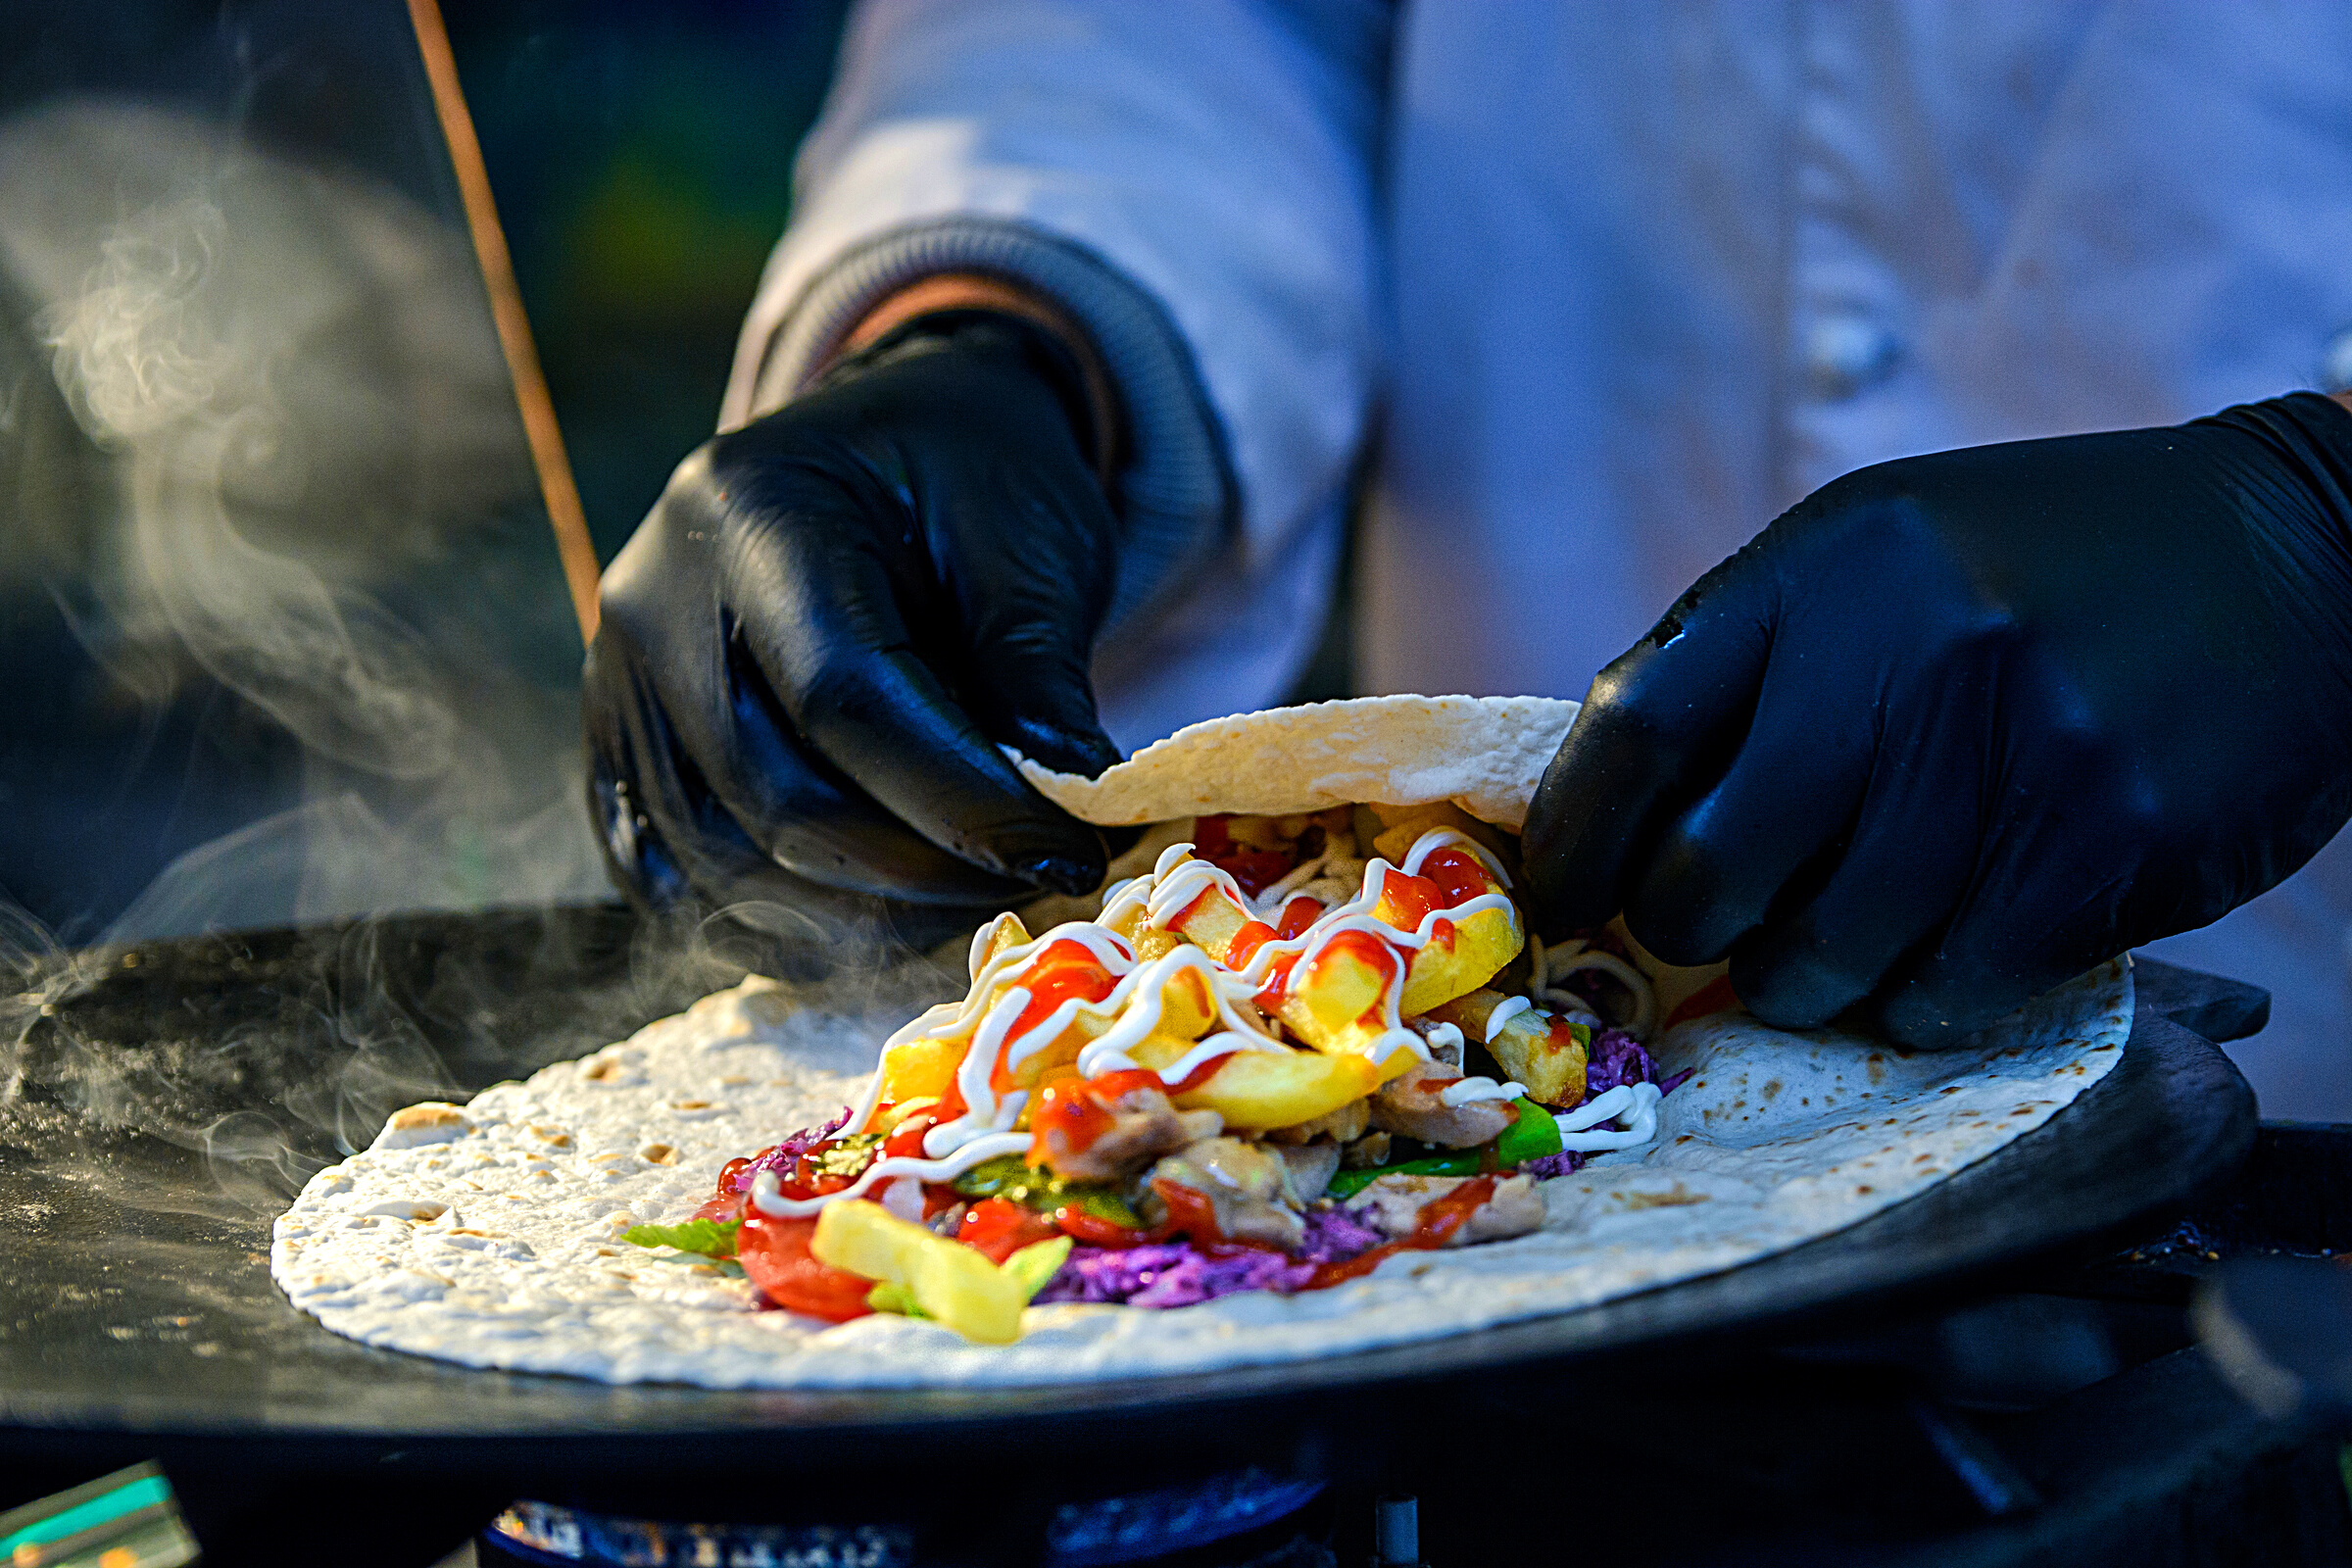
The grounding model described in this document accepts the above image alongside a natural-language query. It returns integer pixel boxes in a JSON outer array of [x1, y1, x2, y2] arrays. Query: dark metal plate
[[0, 909, 2257, 1492]]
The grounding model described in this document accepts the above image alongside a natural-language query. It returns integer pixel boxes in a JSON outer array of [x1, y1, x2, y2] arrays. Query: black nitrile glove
[[1525, 392, 2352, 1047], [584, 310, 1125, 939]]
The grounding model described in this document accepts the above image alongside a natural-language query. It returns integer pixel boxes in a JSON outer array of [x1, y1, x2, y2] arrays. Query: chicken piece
[[1036, 1083, 1223, 1182], [1345, 1172, 1544, 1246], [1276, 1142, 1342, 1202], [1143, 1136, 1310, 1250], [1341, 1130, 1394, 1169], [1368, 1056, 1517, 1149], [1260, 1097, 1371, 1146], [1407, 1015, 1464, 1070]]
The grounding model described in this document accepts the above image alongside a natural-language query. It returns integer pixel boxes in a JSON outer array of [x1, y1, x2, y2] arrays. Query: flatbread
[[272, 695, 2131, 1387], [271, 964, 2128, 1387], [1011, 694, 1579, 832]]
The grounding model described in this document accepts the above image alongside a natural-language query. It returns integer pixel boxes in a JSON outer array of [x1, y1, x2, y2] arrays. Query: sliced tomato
[[956, 1198, 1060, 1263], [736, 1211, 874, 1322], [692, 1190, 745, 1226]]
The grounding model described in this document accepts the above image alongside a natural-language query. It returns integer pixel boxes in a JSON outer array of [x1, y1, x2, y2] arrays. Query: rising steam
[[0, 104, 942, 1229], [0, 101, 605, 936]]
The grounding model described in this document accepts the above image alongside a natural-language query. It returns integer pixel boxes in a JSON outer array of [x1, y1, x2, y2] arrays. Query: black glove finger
[[1866, 644, 2165, 1046], [583, 639, 784, 908], [1621, 674, 1877, 966], [1870, 790, 2145, 1049], [1524, 546, 1778, 930], [586, 716, 687, 908], [1725, 698, 1989, 1031], [719, 459, 1109, 896], [587, 643, 961, 956], [957, 524, 1122, 779], [1871, 877, 2126, 1049], [628, 610, 1039, 906]]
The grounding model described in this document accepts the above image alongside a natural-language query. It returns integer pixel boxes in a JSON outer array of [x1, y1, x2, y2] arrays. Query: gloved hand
[[1525, 392, 2352, 1046], [583, 309, 1125, 936]]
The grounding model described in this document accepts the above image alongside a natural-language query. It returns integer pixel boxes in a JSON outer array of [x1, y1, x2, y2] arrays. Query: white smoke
[[0, 100, 606, 936]]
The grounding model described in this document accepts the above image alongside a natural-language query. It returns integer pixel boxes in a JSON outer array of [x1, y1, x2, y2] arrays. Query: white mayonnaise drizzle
[[787, 823, 1542, 1219], [747, 1134, 1032, 1219], [1438, 1076, 1529, 1107], [1417, 1019, 1466, 1066], [1484, 995, 1533, 1043], [1552, 1080, 1665, 1152]]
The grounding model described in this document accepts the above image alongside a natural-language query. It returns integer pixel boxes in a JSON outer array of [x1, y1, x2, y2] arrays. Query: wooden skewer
[[408, 0, 602, 646]]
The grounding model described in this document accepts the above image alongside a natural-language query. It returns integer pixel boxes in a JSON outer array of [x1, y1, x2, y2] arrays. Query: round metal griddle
[[0, 906, 2258, 1495]]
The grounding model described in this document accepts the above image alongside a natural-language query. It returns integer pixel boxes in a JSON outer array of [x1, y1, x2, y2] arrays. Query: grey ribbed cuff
[[746, 219, 1235, 629]]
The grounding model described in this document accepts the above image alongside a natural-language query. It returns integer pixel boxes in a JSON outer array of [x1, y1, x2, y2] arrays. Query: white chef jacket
[[722, 1, 2352, 1116]]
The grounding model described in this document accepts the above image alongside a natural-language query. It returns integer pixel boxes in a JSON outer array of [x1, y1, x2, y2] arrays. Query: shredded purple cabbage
[[1585, 1027, 1699, 1099], [730, 1106, 851, 1193], [1517, 1149, 1586, 1179], [1297, 1202, 1386, 1262], [1034, 1244, 1312, 1308], [1517, 1030, 1695, 1180], [1034, 1204, 1386, 1308]]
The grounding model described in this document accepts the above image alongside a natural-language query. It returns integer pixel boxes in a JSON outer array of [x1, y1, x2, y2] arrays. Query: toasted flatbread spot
[[373, 1103, 468, 1152]]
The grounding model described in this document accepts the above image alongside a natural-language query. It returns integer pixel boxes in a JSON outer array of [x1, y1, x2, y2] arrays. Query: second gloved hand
[[1524, 393, 2352, 1047], [585, 310, 1125, 926]]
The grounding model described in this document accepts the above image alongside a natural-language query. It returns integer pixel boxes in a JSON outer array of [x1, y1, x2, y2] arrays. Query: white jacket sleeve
[[722, 0, 1390, 747]]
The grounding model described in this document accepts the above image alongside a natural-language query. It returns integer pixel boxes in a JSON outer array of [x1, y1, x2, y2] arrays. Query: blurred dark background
[[442, 0, 853, 565], [0, 0, 851, 942]]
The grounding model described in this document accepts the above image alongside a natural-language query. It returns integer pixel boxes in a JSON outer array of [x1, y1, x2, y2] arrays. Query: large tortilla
[[272, 697, 2130, 1387]]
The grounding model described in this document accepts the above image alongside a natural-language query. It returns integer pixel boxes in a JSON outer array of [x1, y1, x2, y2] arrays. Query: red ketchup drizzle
[[1226, 919, 1277, 968], [1254, 951, 1302, 1011], [1027, 1067, 1161, 1165], [1305, 1175, 1498, 1289], [1028, 1052, 1234, 1174], [996, 941, 1119, 1091], [1418, 846, 1496, 906], [1275, 896, 1324, 940], [1374, 869, 1444, 932]]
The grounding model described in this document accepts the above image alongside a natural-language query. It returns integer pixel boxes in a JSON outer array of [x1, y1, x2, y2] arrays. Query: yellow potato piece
[[1398, 905, 1524, 1014], [1131, 1033, 1382, 1131], [1431, 989, 1589, 1106], [1168, 878, 1253, 962], [1072, 963, 1215, 1049], [1008, 1033, 1084, 1091], [979, 912, 1031, 966], [879, 1036, 963, 1103], [810, 1199, 1025, 1345]]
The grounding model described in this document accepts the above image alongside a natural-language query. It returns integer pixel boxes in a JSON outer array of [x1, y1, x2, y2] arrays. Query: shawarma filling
[[628, 804, 1692, 1342]]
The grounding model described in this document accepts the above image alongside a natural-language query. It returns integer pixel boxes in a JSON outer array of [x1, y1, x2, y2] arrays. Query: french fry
[[811, 1199, 1025, 1344], [1397, 906, 1522, 1014], [1131, 1034, 1384, 1131], [878, 1036, 963, 1102], [1430, 989, 1589, 1106]]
